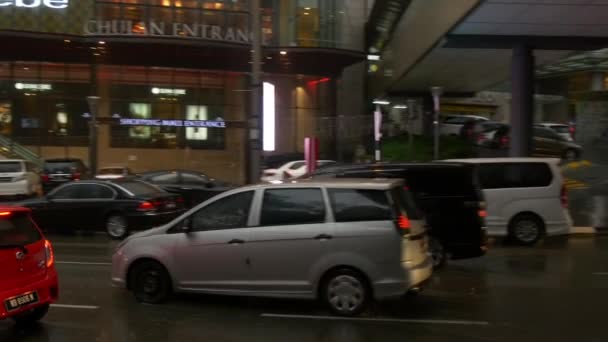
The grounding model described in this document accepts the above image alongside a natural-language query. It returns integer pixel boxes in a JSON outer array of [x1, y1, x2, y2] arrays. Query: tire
[[563, 149, 579, 161], [12, 304, 49, 325], [321, 268, 370, 316], [106, 214, 129, 240], [509, 214, 544, 246], [429, 237, 448, 269], [130, 260, 172, 304]]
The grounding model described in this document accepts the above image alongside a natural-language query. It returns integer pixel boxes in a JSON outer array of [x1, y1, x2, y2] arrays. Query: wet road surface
[[2, 234, 608, 342]]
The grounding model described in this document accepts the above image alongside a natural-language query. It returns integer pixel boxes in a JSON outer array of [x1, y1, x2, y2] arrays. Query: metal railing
[[0, 134, 43, 167]]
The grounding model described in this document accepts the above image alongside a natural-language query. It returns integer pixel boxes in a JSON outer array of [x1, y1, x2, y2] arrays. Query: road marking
[[51, 304, 99, 310], [260, 313, 489, 326], [56, 261, 111, 266], [593, 272, 608, 276]]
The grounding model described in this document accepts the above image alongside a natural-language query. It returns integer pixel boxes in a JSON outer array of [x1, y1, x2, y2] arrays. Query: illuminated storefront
[[0, 0, 365, 183]]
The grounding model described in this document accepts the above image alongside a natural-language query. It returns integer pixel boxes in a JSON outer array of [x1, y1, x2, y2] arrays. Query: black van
[[309, 162, 487, 268]]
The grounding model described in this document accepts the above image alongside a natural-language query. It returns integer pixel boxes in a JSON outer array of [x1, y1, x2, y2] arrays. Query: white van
[[0, 159, 41, 198], [445, 158, 571, 245]]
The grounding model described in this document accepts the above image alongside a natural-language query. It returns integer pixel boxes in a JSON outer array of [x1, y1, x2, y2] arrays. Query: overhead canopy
[[374, 0, 608, 95]]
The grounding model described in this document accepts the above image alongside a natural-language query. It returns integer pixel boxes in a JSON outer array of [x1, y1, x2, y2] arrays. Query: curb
[[570, 226, 596, 235], [562, 160, 592, 170]]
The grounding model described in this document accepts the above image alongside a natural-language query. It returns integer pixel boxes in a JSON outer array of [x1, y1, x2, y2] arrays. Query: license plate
[[4, 291, 39, 312]]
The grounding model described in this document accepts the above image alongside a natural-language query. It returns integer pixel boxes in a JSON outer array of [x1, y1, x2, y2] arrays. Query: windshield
[[0, 162, 21, 173], [0, 212, 41, 246], [116, 181, 163, 196], [44, 162, 77, 173], [551, 125, 570, 133]]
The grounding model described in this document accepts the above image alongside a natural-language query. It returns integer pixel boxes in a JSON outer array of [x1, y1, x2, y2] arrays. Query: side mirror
[[180, 218, 192, 233]]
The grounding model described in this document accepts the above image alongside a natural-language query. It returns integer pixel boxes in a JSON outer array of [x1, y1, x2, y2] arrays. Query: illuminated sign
[[15, 83, 52, 91], [85, 20, 252, 44], [0, 0, 68, 8], [151, 87, 186, 96], [119, 118, 226, 128]]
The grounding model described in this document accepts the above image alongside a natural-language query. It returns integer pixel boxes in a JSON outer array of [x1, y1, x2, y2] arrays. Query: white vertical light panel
[[263, 82, 276, 151]]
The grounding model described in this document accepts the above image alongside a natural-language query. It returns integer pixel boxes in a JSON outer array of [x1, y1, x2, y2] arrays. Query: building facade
[[0, 0, 367, 183]]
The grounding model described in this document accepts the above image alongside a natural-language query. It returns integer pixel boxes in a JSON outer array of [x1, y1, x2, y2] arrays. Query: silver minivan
[[112, 179, 433, 316]]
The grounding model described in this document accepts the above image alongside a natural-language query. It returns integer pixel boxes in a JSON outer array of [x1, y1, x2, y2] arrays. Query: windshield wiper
[[0, 244, 28, 254]]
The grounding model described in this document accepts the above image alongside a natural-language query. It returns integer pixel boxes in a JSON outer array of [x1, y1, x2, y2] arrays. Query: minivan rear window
[[0, 162, 22, 173], [328, 189, 393, 222], [477, 163, 553, 189], [0, 212, 41, 246]]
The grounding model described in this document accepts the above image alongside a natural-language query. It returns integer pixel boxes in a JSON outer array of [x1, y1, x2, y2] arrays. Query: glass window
[[329, 189, 392, 222], [297, 0, 319, 47], [181, 172, 209, 185], [148, 172, 179, 184], [0, 212, 41, 246], [260, 188, 325, 226], [186, 105, 208, 140], [51, 185, 84, 199], [80, 185, 116, 199], [550, 125, 570, 134], [191, 191, 253, 231], [0, 162, 22, 173], [288, 161, 306, 170], [534, 127, 557, 139], [116, 181, 163, 196], [477, 163, 553, 189]]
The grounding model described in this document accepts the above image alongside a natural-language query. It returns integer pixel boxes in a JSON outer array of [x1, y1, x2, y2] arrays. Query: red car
[[0, 207, 58, 324]]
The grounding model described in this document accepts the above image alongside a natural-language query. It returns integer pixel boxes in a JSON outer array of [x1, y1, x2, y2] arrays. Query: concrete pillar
[[591, 72, 606, 91], [510, 45, 535, 157]]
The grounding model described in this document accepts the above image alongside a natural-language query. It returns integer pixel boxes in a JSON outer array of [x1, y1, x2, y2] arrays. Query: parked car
[[112, 179, 432, 316], [0, 206, 58, 324], [19, 179, 185, 239], [138, 170, 233, 208], [469, 122, 508, 146], [95, 166, 134, 180], [261, 160, 336, 182], [41, 158, 90, 193], [445, 158, 571, 245], [488, 126, 583, 160], [440, 115, 488, 136], [309, 162, 487, 268], [535, 122, 574, 141], [0, 159, 41, 199], [461, 120, 503, 142]]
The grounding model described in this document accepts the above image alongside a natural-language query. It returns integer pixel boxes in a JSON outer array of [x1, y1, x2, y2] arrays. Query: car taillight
[[41, 174, 49, 183], [71, 172, 81, 181], [176, 197, 184, 204], [44, 239, 54, 268], [395, 214, 410, 236], [137, 201, 157, 211], [561, 184, 568, 208], [478, 210, 487, 218], [477, 134, 487, 143], [500, 135, 509, 148]]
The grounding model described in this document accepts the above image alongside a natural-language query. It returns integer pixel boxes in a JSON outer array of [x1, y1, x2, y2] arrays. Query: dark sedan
[[138, 170, 233, 208], [18, 179, 185, 239]]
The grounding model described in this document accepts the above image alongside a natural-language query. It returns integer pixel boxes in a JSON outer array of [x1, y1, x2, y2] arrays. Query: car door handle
[[228, 239, 245, 245], [314, 234, 333, 240]]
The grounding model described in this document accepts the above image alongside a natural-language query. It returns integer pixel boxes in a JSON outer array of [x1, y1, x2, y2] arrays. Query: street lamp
[[86, 96, 100, 174], [430, 86, 443, 160]]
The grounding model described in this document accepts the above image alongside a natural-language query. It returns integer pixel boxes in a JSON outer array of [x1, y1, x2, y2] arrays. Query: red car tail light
[[478, 210, 487, 218], [561, 184, 568, 208], [71, 172, 81, 181], [395, 214, 411, 236], [41, 174, 50, 182], [0, 211, 11, 217], [500, 135, 509, 148], [44, 239, 54, 268], [137, 201, 157, 212]]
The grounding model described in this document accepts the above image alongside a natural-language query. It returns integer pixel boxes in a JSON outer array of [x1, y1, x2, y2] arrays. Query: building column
[[591, 72, 606, 91], [510, 44, 535, 157]]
